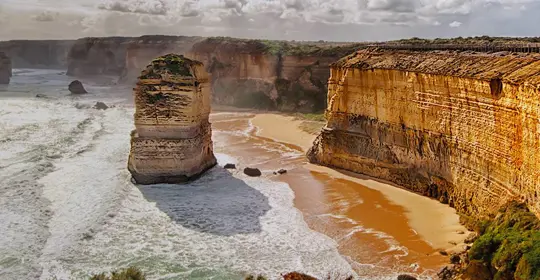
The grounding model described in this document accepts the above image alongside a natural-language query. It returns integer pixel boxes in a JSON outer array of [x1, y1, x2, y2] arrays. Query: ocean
[[0, 69, 441, 280]]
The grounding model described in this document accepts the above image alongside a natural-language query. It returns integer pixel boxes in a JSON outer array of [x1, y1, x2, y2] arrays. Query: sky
[[0, 0, 539, 42]]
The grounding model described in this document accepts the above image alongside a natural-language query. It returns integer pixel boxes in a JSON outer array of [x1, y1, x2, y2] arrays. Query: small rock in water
[[439, 250, 449, 256], [224, 163, 236, 169], [449, 241, 457, 245], [35, 93, 47, 98], [68, 80, 88, 94], [93, 101, 108, 110], [457, 230, 465, 234], [244, 167, 262, 177], [397, 275, 417, 280], [277, 169, 287, 174]]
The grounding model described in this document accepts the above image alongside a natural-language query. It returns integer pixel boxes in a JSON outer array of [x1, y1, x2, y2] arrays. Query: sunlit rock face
[[127, 54, 217, 185], [0, 52, 12, 84], [308, 49, 540, 219]]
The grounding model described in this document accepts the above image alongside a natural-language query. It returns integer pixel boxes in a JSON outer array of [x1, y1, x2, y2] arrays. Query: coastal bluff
[[0, 52, 12, 84], [127, 54, 217, 185], [308, 48, 540, 220]]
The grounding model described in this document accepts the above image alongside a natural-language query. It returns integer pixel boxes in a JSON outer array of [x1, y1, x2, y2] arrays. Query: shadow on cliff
[[136, 166, 271, 236]]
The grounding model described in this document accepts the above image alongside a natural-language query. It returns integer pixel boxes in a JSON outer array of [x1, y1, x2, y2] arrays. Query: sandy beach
[[251, 113, 470, 253]]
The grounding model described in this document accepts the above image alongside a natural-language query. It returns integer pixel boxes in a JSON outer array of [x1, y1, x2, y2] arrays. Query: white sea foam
[[0, 70, 357, 280]]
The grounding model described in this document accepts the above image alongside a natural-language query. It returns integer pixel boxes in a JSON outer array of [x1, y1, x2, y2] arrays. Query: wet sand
[[211, 112, 470, 278]]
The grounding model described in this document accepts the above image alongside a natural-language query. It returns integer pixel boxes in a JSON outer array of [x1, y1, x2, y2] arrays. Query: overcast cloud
[[0, 0, 539, 41]]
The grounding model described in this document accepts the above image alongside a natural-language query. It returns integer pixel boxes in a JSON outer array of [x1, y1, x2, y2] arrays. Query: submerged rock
[[127, 54, 217, 184], [0, 52, 12, 84], [244, 167, 262, 177], [93, 101, 108, 110], [68, 80, 87, 94], [277, 169, 287, 174]]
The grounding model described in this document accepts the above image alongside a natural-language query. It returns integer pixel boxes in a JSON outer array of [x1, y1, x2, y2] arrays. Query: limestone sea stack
[[0, 52, 12, 84], [127, 54, 217, 184]]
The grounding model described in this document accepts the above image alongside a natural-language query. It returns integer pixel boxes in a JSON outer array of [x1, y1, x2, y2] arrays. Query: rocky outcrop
[[66, 36, 363, 112], [0, 40, 74, 68], [0, 52, 12, 84], [127, 54, 217, 185], [308, 48, 540, 220]]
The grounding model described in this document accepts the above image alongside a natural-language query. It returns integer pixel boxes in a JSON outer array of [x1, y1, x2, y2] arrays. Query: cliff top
[[140, 54, 202, 79], [334, 48, 540, 85], [192, 37, 366, 57]]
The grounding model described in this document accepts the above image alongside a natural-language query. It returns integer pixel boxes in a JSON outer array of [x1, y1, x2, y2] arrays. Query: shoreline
[[250, 113, 471, 253]]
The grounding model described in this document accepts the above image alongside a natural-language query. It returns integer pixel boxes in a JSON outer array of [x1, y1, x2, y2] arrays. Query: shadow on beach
[[137, 166, 271, 236]]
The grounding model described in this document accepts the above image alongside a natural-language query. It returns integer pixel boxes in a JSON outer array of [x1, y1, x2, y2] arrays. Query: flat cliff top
[[335, 49, 540, 85]]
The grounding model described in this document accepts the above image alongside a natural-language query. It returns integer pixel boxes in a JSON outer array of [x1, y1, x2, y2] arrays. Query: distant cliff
[[66, 36, 363, 112], [0, 52, 12, 84], [308, 48, 540, 219], [0, 40, 74, 69]]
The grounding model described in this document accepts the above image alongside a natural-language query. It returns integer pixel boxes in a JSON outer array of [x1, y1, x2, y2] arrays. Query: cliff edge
[[308, 48, 540, 219], [127, 54, 217, 184], [0, 52, 12, 84]]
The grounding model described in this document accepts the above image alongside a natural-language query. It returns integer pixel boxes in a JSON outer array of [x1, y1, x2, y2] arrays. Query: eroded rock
[[68, 80, 87, 94], [93, 101, 108, 110], [0, 52, 12, 84], [244, 167, 262, 177], [127, 54, 217, 184], [224, 163, 236, 169]]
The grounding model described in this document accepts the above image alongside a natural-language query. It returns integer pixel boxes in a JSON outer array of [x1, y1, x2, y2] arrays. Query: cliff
[[0, 52, 12, 84], [308, 48, 540, 220], [67, 36, 363, 112], [127, 54, 217, 185], [0, 40, 74, 68]]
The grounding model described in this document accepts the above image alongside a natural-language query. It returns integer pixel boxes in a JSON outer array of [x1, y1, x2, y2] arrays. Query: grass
[[467, 201, 540, 280]]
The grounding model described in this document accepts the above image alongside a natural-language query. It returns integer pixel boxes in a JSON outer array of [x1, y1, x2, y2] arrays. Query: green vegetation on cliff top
[[468, 202, 540, 280], [203, 36, 365, 57]]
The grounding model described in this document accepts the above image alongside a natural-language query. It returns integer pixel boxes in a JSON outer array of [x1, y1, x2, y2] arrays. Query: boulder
[[68, 80, 88, 94], [397, 275, 417, 280], [0, 52, 12, 84], [93, 101, 109, 110], [224, 163, 236, 169], [450, 253, 461, 264], [244, 167, 262, 177]]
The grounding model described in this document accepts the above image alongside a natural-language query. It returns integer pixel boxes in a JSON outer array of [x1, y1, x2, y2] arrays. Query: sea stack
[[0, 52, 12, 84], [127, 54, 217, 185]]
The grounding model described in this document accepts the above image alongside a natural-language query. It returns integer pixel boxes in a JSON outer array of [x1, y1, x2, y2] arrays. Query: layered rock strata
[[308, 48, 540, 219], [0, 52, 12, 84], [127, 54, 217, 184]]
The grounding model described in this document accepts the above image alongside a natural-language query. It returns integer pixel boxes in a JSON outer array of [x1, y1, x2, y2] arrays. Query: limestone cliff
[[308, 48, 540, 220], [127, 54, 217, 184], [67, 36, 363, 112], [0, 52, 12, 84], [0, 40, 74, 68]]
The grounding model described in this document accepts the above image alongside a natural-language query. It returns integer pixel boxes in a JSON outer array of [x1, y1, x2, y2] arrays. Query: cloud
[[449, 20, 462, 27], [97, 0, 168, 15], [0, 0, 539, 41]]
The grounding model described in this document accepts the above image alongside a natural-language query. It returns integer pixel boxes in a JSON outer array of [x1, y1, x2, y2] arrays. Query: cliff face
[[127, 54, 217, 185], [308, 49, 540, 219], [66, 37, 134, 76], [0, 52, 12, 84], [0, 40, 74, 69], [67, 36, 362, 112]]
